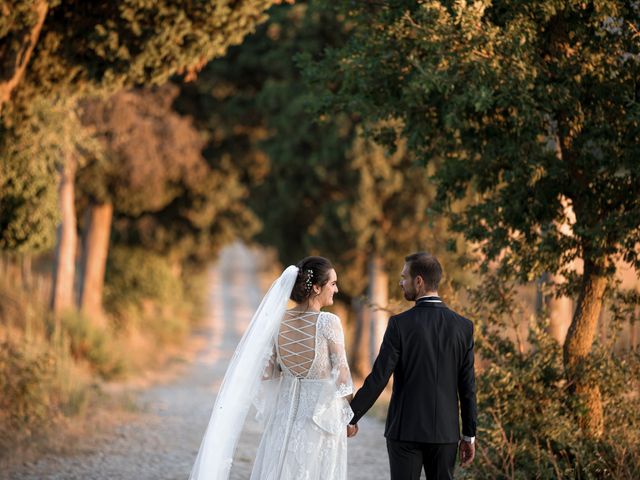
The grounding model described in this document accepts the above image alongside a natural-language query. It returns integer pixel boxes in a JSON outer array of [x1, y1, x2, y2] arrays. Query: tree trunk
[[562, 259, 608, 438], [546, 273, 573, 344], [543, 191, 578, 345], [50, 156, 77, 315], [20, 255, 33, 290], [630, 309, 638, 351], [3, 257, 20, 286], [536, 273, 573, 344], [78, 201, 113, 326], [0, 0, 48, 110], [349, 298, 371, 380], [368, 255, 389, 365]]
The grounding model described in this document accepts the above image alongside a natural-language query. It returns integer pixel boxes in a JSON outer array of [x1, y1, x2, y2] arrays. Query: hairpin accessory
[[304, 269, 314, 294]]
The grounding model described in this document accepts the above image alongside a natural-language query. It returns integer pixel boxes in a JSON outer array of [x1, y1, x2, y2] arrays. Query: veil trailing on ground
[[189, 265, 299, 480]]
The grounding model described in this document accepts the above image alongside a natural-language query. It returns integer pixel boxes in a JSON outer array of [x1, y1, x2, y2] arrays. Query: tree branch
[[0, 0, 48, 111]]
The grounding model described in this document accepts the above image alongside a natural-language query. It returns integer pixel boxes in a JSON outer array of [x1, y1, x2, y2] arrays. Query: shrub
[[459, 275, 640, 479], [59, 310, 126, 379], [104, 246, 183, 312], [0, 340, 56, 443], [104, 246, 193, 344]]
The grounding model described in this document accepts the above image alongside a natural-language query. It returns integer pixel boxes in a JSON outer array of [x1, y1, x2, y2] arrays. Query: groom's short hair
[[405, 252, 442, 291]]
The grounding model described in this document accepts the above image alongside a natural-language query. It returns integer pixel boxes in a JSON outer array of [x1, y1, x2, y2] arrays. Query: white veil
[[189, 265, 299, 480]]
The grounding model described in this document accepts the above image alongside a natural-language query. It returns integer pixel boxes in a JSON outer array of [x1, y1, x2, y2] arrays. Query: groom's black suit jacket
[[350, 297, 477, 443]]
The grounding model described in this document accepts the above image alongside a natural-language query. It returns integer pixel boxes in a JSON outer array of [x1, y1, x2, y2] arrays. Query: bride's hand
[[346, 424, 358, 438]]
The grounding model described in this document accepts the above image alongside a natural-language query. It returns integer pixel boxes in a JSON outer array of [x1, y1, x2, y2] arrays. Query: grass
[[0, 255, 207, 464]]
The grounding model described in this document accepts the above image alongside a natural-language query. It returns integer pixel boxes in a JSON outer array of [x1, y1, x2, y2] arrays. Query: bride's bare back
[[277, 310, 319, 378]]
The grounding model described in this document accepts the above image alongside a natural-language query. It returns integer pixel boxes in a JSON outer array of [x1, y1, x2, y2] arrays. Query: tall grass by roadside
[[0, 249, 206, 460], [0, 280, 92, 457]]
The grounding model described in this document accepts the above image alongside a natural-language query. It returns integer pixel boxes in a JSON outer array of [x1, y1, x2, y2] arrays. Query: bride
[[189, 256, 355, 480]]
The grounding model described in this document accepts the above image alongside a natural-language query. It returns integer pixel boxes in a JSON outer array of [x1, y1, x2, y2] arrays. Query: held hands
[[459, 439, 475, 467], [346, 424, 359, 438]]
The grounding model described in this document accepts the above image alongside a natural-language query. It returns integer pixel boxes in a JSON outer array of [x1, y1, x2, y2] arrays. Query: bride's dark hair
[[290, 256, 334, 303]]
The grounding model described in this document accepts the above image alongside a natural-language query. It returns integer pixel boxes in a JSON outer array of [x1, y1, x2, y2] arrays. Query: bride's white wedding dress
[[188, 266, 353, 480], [251, 310, 354, 480]]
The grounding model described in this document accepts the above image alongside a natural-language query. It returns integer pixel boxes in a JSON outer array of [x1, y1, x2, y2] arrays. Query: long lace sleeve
[[253, 342, 282, 426], [261, 343, 281, 380], [324, 313, 354, 399]]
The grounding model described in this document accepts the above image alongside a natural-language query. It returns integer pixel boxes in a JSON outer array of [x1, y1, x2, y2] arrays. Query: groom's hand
[[346, 424, 358, 438], [459, 440, 475, 467]]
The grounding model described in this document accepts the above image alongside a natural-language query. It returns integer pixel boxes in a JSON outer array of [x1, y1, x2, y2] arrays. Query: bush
[[0, 335, 90, 457], [104, 246, 183, 311], [459, 275, 640, 479], [60, 310, 126, 379], [104, 246, 193, 345], [0, 252, 206, 462], [0, 340, 56, 441]]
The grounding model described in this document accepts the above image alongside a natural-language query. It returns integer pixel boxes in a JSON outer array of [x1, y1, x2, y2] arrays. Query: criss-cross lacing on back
[[277, 310, 319, 378]]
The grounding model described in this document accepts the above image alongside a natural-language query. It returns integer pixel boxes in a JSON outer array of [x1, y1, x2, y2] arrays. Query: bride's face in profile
[[315, 268, 338, 307]]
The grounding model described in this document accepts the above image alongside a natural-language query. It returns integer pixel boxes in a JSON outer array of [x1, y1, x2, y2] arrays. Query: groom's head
[[400, 252, 442, 301]]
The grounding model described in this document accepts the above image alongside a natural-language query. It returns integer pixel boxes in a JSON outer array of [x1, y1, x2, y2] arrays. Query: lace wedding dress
[[188, 267, 352, 480], [250, 310, 354, 480]]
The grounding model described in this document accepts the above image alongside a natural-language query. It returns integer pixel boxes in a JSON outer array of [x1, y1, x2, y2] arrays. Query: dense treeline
[[1, 0, 288, 313], [0, 0, 288, 458], [297, 0, 640, 476], [174, 2, 473, 375], [176, 1, 639, 476]]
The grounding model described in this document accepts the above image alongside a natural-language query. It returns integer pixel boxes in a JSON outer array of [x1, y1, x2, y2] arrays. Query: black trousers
[[386, 439, 458, 480]]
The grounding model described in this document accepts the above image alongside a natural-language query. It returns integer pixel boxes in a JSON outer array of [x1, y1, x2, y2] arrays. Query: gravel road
[[5, 244, 392, 480]]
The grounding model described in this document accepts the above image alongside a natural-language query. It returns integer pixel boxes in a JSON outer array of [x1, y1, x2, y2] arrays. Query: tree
[[1, 98, 66, 253], [50, 151, 77, 314], [0, 94, 102, 313], [1, 0, 290, 317], [77, 201, 112, 324], [178, 1, 471, 376], [306, 0, 640, 436], [0, 0, 293, 111], [77, 84, 258, 321], [0, 0, 50, 110]]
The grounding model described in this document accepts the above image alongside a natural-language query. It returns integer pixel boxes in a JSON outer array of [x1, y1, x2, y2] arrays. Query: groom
[[348, 252, 477, 480]]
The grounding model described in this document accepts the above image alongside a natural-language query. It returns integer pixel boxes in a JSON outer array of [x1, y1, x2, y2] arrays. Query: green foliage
[[77, 84, 259, 262], [0, 1, 60, 81], [60, 310, 126, 379], [0, 339, 56, 440], [78, 85, 205, 213], [2, 0, 287, 104], [305, 0, 640, 285], [304, 0, 639, 439], [179, 2, 471, 297], [460, 275, 640, 479], [1, 0, 283, 255], [104, 246, 181, 308], [103, 246, 195, 344], [0, 96, 102, 252]]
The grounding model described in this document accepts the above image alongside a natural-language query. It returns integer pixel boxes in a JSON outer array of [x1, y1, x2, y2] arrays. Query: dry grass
[[0, 256, 206, 465]]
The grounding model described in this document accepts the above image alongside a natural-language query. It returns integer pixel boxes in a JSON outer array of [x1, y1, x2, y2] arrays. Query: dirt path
[[5, 243, 391, 480]]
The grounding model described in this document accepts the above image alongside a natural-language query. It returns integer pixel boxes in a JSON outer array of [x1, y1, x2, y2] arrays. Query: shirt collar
[[415, 295, 442, 304]]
